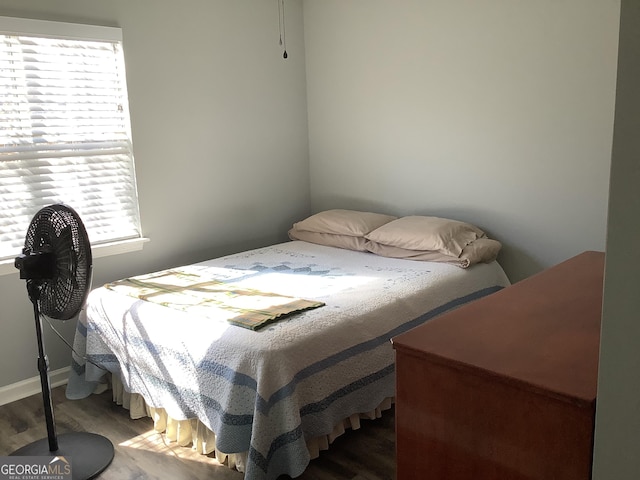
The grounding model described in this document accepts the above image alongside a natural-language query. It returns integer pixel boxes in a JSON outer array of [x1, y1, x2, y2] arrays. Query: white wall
[[0, 0, 309, 387], [0, 4, 636, 478], [592, 0, 640, 477], [303, 0, 620, 282]]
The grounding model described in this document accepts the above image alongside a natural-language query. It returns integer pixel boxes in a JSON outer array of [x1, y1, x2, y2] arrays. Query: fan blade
[[20, 204, 93, 320]]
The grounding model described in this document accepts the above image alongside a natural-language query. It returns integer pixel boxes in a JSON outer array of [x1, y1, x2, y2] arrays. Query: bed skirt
[[110, 374, 394, 474]]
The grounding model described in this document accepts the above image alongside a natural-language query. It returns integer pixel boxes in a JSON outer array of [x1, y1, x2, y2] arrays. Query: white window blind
[[0, 16, 142, 262]]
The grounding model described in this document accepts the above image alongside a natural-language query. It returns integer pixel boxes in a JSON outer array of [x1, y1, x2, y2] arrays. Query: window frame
[[0, 16, 147, 276]]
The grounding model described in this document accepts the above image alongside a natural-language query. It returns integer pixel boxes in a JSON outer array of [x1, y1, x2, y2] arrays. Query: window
[[0, 16, 143, 271]]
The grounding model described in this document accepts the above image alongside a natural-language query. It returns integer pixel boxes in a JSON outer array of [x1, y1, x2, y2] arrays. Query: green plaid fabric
[[105, 269, 325, 331]]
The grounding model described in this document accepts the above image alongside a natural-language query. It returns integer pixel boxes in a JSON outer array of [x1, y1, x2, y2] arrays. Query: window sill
[[0, 237, 150, 277]]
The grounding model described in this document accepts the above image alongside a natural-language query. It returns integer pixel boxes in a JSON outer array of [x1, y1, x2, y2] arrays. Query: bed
[[66, 213, 510, 480]]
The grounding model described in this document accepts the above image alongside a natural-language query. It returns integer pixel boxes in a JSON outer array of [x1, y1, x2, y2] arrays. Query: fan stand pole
[[11, 288, 115, 480], [12, 204, 114, 479], [32, 298, 59, 452]]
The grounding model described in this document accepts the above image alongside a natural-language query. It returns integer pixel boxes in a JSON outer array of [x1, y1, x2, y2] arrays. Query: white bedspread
[[67, 241, 509, 479]]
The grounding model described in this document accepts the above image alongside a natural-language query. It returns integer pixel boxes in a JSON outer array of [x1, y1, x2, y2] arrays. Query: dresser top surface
[[393, 251, 605, 405]]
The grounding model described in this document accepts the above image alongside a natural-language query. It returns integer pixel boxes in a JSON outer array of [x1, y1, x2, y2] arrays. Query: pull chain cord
[[278, 0, 288, 59]]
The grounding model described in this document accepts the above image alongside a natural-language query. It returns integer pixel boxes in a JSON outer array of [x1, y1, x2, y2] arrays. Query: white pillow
[[288, 230, 368, 252], [290, 209, 397, 237], [289, 209, 397, 252], [365, 215, 485, 258], [365, 237, 502, 268]]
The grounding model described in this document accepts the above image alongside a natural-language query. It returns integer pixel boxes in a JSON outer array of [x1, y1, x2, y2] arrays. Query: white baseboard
[[0, 367, 70, 407]]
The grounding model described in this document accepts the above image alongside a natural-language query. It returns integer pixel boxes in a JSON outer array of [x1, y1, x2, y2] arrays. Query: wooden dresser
[[392, 251, 604, 480]]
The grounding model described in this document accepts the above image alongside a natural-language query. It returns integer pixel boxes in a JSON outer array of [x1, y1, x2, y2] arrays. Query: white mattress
[[67, 240, 510, 479]]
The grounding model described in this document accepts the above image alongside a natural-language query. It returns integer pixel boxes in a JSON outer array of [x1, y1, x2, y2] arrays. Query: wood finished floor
[[0, 386, 396, 480]]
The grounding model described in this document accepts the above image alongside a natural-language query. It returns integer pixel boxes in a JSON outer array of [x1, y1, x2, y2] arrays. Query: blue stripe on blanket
[[299, 363, 395, 416], [250, 363, 395, 475], [195, 359, 258, 390], [93, 334, 260, 391], [76, 320, 87, 338], [82, 285, 503, 470], [86, 285, 503, 413], [86, 354, 122, 369], [86, 360, 256, 431], [141, 374, 255, 427], [249, 425, 304, 474], [389, 285, 502, 336], [71, 353, 122, 377], [257, 285, 503, 412], [71, 358, 85, 376]]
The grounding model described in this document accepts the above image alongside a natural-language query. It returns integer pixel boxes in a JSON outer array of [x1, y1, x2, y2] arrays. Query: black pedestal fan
[[12, 204, 114, 480]]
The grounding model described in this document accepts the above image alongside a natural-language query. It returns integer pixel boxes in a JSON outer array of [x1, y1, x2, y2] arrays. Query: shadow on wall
[[494, 245, 545, 284]]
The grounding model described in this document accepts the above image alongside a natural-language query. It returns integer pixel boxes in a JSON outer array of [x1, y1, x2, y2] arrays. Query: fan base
[[11, 432, 114, 480]]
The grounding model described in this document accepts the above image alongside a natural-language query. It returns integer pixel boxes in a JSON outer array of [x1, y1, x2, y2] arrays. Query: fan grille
[[23, 205, 92, 320]]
